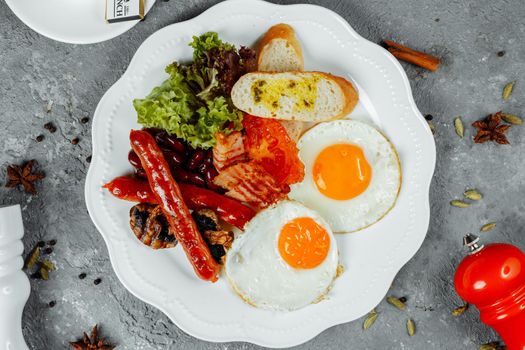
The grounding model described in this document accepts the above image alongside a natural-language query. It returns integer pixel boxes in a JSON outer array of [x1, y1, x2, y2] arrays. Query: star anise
[[472, 111, 511, 144], [70, 325, 115, 350], [5, 160, 45, 194]]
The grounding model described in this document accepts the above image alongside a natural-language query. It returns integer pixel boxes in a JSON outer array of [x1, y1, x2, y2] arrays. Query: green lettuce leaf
[[189, 32, 234, 64], [133, 64, 242, 149], [178, 63, 220, 101], [133, 33, 247, 149]]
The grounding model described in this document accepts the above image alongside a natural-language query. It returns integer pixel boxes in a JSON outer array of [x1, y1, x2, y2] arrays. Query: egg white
[[225, 200, 339, 311], [289, 120, 402, 233]]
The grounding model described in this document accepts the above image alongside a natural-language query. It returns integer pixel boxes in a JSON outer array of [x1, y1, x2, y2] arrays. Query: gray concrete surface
[[1, 0, 524, 349]]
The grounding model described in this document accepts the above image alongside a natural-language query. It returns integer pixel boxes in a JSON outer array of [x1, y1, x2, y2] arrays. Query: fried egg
[[225, 201, 339, 311], [289, 120, 401, 233]]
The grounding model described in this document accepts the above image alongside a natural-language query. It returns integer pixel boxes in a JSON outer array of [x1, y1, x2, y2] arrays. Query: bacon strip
[[212, 132, 246, 171], [213, 161, 289, 207]]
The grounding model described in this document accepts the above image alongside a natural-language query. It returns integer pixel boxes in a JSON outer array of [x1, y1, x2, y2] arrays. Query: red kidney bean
[[162, 150, 184, 168], [188, 149, 206, 170], [205, 166, 218, 181], [185, 143, 197, 158], [195, 151, 213, 174], [204, 167, 223, 192], [135, 168, 147, 179], [128, 150, 142, 169], [165, 135, 186, 153], [204, 149, 213, 163], [172, 168, 206, 187], [155, 132, 186, 153], [196, 161, 209, 175], [154, 132, 169, 147], [174, 152, 185, 166]]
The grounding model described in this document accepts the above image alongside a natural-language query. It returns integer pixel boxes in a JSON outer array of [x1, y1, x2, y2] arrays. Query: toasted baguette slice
[[257, 24, 304, 72], [257, 24, 305, 140], [231, 71, 358, 122]]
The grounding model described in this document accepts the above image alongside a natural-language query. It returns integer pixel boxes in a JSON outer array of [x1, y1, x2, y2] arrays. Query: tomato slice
[[242, 114, 304, 184]]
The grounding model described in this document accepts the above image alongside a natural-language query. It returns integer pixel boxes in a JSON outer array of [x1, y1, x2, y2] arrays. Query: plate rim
[[85, 0, 436, 347], [4, 0, 156, 44]]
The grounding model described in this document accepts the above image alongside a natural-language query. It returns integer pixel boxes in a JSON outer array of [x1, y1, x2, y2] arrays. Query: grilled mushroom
[[192, 209, 219, 232], [129, 204, 177, 249], [130, 203, 154, 238], [129, 204, 233, 260], [192, 209, 234, 263], [202, 230, 234, 250]]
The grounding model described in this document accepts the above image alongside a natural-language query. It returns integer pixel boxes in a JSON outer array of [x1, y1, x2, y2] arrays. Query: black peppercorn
[[399, 296, 408, 303], [94, 278, 102, 285], [424, 114, 433, 121], [48, 300, 56, 308], [78, 272, 87, 280], [71, 137, 79, 145], [81, 117, 90, 124], [497, 50, 505, 57], [36, 135, 44, 142], [48, 239, 57, 246], [44, 122, 57, 133], [43, 247, 53, 255], [86, 155, 92, 163]]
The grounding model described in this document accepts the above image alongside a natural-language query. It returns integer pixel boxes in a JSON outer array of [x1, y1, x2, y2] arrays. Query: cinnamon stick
[[384, 40, 440, 72]]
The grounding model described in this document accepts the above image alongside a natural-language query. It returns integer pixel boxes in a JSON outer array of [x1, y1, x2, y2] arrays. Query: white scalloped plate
[[4, 0, 155, 44], [85, 0, 436, 347]]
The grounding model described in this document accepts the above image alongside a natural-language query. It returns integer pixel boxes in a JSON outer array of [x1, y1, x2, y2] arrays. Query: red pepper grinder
[[454, 234, 525, 350]]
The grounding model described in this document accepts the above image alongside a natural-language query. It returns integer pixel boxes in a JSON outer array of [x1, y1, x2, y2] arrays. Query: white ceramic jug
[[0, 205, 30, 350]]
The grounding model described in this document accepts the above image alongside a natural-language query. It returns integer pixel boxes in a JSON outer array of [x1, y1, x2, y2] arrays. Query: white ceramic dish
[[4, 0, 155, 44], [85, 0, 436, 347]]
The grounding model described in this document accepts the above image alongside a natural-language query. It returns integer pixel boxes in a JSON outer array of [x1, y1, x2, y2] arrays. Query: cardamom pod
[[428, 121, 436, 135], [24, 247, 41, 270], [464, 189, 482, 201], [502, 81, 515, 101], [480, 222, 497, 232], [41, 260, 56, 271], [39, 267, 49, 281], [454, 117, 464, 138], [363, 309, 378, 330], [501, 113, 523, 125], [46, 100, 53, 113], [387, 296, 406, 310], [452, 303, 469, 316], [407, 319, 416, 336], [450, 200, 470, 208], [479, 342, 501, 350]]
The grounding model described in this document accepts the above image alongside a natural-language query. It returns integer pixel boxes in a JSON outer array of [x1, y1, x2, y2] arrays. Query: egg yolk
[[278, 217, 330, 269], [313, 143, 372, 200]]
